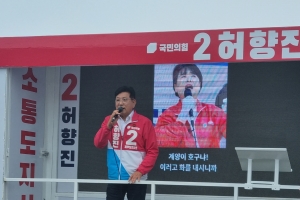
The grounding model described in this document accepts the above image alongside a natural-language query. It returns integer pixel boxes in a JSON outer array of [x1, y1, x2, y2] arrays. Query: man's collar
[[121, 110, 134, 122]]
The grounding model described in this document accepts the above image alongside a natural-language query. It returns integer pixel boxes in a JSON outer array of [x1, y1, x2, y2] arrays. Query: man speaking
[[94, 86, 158, 200]]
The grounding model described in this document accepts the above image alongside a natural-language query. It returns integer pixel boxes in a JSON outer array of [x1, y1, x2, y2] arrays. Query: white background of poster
[[1, 1, 300, 37]]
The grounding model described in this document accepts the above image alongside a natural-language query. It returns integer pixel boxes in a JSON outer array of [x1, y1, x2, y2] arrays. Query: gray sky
[[0, 0, 299, 37]]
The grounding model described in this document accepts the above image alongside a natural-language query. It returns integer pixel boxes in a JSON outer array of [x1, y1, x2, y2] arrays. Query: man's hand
[[128, 171, 142, 184], [107, 109, 121, 129]]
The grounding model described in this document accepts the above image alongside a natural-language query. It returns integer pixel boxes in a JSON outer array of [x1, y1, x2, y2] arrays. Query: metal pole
[[151, 183, 156, 200], [234, 186, 238, 200], [274, 159, 279, 185], [74, 182, 78, 200], [247, 159, 252, 184]]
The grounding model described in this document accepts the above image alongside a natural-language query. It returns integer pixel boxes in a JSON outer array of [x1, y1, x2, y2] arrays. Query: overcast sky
[[0, 0, 299, 36]]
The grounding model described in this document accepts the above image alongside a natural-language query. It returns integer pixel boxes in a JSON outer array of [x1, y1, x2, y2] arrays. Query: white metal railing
[[4, 177, 300, 200]]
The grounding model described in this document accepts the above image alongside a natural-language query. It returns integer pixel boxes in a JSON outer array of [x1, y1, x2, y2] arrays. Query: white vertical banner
[[7, 68, 46, 200], [57, 67, 80, 192]]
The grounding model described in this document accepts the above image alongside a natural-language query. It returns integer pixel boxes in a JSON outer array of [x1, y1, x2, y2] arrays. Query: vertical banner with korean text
[[7, 68, 46, 200], [57, 67, 80, 192]]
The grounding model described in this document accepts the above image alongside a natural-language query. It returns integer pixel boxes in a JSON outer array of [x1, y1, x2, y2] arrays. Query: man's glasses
[[115, 98, 132, 103]]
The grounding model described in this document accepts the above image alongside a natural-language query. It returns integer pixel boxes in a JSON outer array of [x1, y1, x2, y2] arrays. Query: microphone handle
[[112, 114, 118, 122], [190, 120, 194, 131], [112, 107, 123, 122], [189, 108, 193, 117]]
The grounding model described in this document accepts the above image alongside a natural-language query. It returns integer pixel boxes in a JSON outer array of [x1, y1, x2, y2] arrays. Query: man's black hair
[[173, 64, 203, 96], [114, 86, 136, 99]]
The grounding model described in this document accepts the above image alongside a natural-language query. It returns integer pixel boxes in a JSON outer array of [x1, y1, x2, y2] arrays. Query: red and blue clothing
[[94, 111, 158, 180]]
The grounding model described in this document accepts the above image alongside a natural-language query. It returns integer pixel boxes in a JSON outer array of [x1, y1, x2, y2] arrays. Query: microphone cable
[[189, 108, 199, 148]]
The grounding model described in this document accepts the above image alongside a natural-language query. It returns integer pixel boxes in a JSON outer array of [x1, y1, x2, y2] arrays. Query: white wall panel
[[0, 69, 8, 200]]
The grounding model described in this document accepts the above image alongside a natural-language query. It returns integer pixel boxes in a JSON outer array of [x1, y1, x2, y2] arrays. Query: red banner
[[1, 26, 300, 67]]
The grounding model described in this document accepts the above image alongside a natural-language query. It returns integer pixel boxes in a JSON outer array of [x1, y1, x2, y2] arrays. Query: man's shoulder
[[161, 101, 181, 111], [133, 112, 152, 123]]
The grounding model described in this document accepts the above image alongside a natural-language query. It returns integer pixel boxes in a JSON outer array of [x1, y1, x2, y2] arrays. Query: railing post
[[272, 159, 280, 190], [234, 186, 238, 200], [245, 159, 253, 189], [74, 181, 78, 200], [247, 158, 252, 184], [151, 183, 156, 200], [274, 159, 279, 185]]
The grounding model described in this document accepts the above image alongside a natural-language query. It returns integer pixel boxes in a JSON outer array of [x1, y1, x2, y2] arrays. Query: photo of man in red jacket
[[94, 86, 159, 200], [155, 64, 227, 148]]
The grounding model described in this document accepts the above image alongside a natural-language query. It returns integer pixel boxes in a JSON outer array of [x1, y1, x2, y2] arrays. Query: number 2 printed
[[62, 74, 77, 100], [193, 32, 211, 60], [126, 130, 137, 146]]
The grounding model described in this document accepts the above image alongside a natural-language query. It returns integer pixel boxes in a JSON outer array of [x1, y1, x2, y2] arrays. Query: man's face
[[115, 92, 136, 118], [174, 68, 201, 99]]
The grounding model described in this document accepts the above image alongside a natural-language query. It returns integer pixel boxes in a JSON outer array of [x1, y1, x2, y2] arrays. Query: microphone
[[184, 88, 193, 117], [112, 107, 124, 122], [184, 88, 192, 97], [189, 108, 194, 130], [185, 88, 195, 131], [189, 108, 193, 117]]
